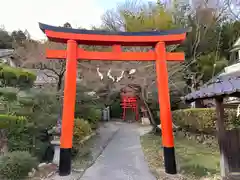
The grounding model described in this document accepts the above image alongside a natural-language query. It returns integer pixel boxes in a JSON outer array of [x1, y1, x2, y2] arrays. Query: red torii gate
[[39, 23, 186, 176], [121, 96, 138, 121]]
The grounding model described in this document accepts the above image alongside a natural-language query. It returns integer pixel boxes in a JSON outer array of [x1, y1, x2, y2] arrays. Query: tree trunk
[[139, 86, 156, 126], [0, 130, 8, 155], [57, 75, 63, 91]]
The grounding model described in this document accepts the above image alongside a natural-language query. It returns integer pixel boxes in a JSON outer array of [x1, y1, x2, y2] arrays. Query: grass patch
[[72, 135, 96, 170], [140, 133, 220, 179]]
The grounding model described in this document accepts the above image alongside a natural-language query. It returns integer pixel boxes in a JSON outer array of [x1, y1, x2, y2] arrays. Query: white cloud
[[0, 0, 104, 40]]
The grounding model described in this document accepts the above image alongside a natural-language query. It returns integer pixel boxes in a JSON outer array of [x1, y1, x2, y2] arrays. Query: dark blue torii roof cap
[[39, 23, 187, 36]]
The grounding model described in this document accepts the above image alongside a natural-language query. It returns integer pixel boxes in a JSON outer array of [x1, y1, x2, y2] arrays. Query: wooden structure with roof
[[184, 75, 240, 179]]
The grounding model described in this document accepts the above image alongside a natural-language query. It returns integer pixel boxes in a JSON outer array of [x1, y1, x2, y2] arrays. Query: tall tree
[[99, 0, 187, 123], [19, 41, 66, 91], [0, 28, 13, 49], [13, 23, 72, 91], [220, 20, 240, 60], [11, 30, 27, 46], [177, 1, 229, 95]]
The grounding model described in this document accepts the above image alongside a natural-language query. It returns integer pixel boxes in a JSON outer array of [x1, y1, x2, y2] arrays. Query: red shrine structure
[[39, 23, 186, 176], [121, 96, 138, 121], [120, 86, 139, 121]]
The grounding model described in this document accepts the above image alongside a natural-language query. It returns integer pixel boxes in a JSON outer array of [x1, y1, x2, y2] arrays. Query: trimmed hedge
[[0, 64, 36, 87], [0, 114, 26, 129], [172, 108, 239, 134], [0, 88, 60, 161]]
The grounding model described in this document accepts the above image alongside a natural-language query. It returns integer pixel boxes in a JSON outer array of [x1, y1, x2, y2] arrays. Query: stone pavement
[[80, 123, 156, 180], [47, 122, 120, 180]]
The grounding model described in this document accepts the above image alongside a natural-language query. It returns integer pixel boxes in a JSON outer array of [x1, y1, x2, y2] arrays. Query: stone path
[[48, 122, 120, 180], [80, 123, 156, 180]]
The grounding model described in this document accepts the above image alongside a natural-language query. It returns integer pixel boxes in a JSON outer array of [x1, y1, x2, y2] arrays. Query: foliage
[[0, 151, 38, 180], [88, 108, 101, 129], [72, 118, 93, 157], [102, 0, 179, 32], [18, 89, 60, 126], [6, 121, 32, 152], [75, 88, 102, 128], [108, 91, 122, 118], [197, 53, 228, 83], [181, 15, 227, 92], [75, 105, 101, 129], [0, 64, 36, 88], [0, 28, 13, 49], [73, 118, 92, 146], [16, 28, 68, 91], [0, 114, 26, 129], [11, 30, 27, 46], [0, 87, 60, 161], [172, 108, 239, 134], [110, 99, 122, 118], [220, 20, 240, 59], [17, 89, 59, 160], [119, 2, 178, 32], [0, 87, 18, 100], [167, 1, 240, 97], [147, 90, 189, 125]]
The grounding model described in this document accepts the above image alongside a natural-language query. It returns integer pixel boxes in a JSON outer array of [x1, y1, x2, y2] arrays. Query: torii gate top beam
[[39, 23, 186, 46]]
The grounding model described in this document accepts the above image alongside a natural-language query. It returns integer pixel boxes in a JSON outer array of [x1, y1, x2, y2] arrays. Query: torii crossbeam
[[39, 23, 186, 176]]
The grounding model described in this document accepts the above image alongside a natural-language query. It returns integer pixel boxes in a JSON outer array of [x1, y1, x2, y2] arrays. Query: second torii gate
[[39, 23, 186, 176]]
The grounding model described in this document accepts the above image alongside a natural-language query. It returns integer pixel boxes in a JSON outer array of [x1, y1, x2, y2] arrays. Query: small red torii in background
[[39, 23, 186, 176], [121, 96, 138, 121], [120, 86, 139, 121]]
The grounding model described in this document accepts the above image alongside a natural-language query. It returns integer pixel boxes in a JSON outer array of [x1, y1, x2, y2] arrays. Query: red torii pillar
[[39, 23, 186, 176]]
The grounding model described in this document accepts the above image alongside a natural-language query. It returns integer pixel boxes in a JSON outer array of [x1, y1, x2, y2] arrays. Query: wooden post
[[155, 42, 177, 174], [215, 97, 229, 178], [59, 40, 78, 176]]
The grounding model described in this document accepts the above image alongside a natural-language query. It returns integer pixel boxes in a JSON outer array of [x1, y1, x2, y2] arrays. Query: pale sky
[[0, 0, 141, 40], [0, 0, 232, 40]]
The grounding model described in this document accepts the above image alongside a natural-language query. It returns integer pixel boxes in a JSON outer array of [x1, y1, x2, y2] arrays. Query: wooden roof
[[184, 75, 240, 103]]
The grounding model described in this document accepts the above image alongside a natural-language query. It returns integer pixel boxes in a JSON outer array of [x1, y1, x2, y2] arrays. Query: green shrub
[[110, 99, 122, 118], [172, 108, 238, 134], [0, 87, 18, 100], [4, 89, 60, 161], [7, 120, 32, 152], [87, 108, 101, 129], [0, 151, 38, 180], [0, 64, 36, 88], [72, 118, 92, 157], [73, 118, 92, 144], [0, 115, 30, 154], [75, 105, 101, 129], [0, 114, 27, 128]]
